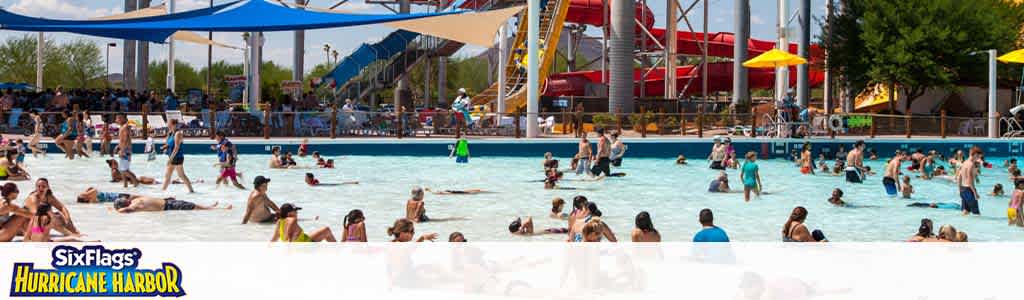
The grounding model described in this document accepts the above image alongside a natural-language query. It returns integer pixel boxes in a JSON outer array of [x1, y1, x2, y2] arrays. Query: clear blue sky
[[0, 0, 828, 76]]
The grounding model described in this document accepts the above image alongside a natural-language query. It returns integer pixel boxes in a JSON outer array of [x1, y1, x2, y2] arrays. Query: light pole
[[106, 43, 117, 87]]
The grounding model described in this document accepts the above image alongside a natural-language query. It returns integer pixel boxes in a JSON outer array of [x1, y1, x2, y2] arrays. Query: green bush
[[592, 113, 617, 129]]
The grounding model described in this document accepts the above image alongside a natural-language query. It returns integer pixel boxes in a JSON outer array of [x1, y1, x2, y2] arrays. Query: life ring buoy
[[828, 115, 844, 132]]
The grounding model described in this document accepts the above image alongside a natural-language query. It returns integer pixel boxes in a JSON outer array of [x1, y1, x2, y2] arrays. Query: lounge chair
[[126, 115, 145, 137], [147, 115, 168, 137]]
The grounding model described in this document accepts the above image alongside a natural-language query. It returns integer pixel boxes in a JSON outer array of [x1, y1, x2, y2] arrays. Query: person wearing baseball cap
[[242, 176, 280, 224], [271, 203, 336, 242]]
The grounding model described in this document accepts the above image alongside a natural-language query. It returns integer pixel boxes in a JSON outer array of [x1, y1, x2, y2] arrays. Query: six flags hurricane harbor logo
[[9, 245, 185, 297]]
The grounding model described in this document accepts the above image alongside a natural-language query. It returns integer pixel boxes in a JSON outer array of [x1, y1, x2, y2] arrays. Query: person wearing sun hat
[[271, 203, 337, 242], [242, 176, 280, 224], [453, 88, 473, 128]]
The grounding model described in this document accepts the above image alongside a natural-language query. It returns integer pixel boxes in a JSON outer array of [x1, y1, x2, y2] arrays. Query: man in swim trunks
[[708, 137, 727, 170], [845, 140, 867, 183], [883, 151, 906, 196], [590, 128, 612, 176], [76, 187, 132, 203], [113, 196, 230, 213], [406, 187, 429, 223], [956, 146, 983, 215], [115, 114, 140, 188], [242, 176, 280, 224], [575, 136, 592, 175], [609, 132, 627, 167]]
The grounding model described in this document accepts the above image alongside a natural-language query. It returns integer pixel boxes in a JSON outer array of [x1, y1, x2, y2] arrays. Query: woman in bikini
[[799, 143, 814, 175], [907, 218, 940, 242], [631, 211, 661, 242], [270, 203, 336, 242], [24, 203, 92, 242], [25, 178, 79, 236], [782, 206, 824, 242], [341, 209, 367, 242]]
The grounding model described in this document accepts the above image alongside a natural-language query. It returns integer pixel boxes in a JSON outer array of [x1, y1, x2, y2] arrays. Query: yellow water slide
[[470, 0, 571, 113]]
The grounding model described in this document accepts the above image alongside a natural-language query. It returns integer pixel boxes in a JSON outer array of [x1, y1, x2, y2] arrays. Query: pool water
[[16, 153, 1024, 242]]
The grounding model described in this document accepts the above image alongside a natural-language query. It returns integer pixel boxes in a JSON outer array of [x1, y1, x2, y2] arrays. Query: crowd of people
[[1, 116, 1020, 242]]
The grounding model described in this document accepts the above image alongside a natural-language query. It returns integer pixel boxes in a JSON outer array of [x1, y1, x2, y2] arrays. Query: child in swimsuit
[[342, 209, 366, 242], [1010, 181, 1024, 227], [900, 176, 914, 199]]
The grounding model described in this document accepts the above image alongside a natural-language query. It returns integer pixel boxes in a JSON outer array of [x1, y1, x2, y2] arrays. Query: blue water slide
[[321, 0, 472, 89]]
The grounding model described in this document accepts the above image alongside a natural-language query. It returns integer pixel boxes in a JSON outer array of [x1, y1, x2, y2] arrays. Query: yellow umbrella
[[742, 48, 808, 68], [998, 49, 1024, 63]]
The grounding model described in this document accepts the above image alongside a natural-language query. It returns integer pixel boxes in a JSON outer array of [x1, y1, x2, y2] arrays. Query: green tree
[[148, 60, 202, 93], [0, 34, 66, 88], [259, 61, 294, 103], [306, 63, 333, 81], [820, 0, 870, 102], [826, 0, 1024, 113], [198, 60, 245, 97], [59, 39, 106, 88]]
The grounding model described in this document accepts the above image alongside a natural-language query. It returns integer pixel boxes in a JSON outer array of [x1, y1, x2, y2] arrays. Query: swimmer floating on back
[[425, 187, 486, 195]]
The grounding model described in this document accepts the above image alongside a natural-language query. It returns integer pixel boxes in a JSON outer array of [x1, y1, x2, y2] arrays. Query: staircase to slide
[[326, 0, 512, 102], [469, 0, 572, 111]]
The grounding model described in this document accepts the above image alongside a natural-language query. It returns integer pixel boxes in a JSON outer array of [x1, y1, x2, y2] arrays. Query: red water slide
[[545, 0, 824, 97]]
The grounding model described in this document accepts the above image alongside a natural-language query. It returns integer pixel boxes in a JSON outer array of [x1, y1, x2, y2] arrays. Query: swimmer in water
[[388, 218, 437, 242], [990, 183, 1005, 196], [740, 151, 761, 202], [956, 146, 983, 215], [907, 219, 939, 242], [631, 211, 661, 242], [113, 196, 231, 213], [550, 198, 568, 219], [883, 151, 906, 196], [906, 202, 962, 210], [708, 171, 731, 193], [827, 188, 846, 207], [544, 172, 578, 190], [425, 188, 487, 195], [76, 187, 134, 204], [543, 152, 557, 172], [269, 147, 285, 169], [676, 155, 687, 165], [105, 159, 156, 184], [298, 139, 310, 157], [901, 175, 914, 199], [845, 140, 867, 183], [305, 173, 358, 186], [1009, 181, 1024, 227], [508, 216, 567, 236], [406, 187, 429, 223], [799, 142, 814, 175]]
